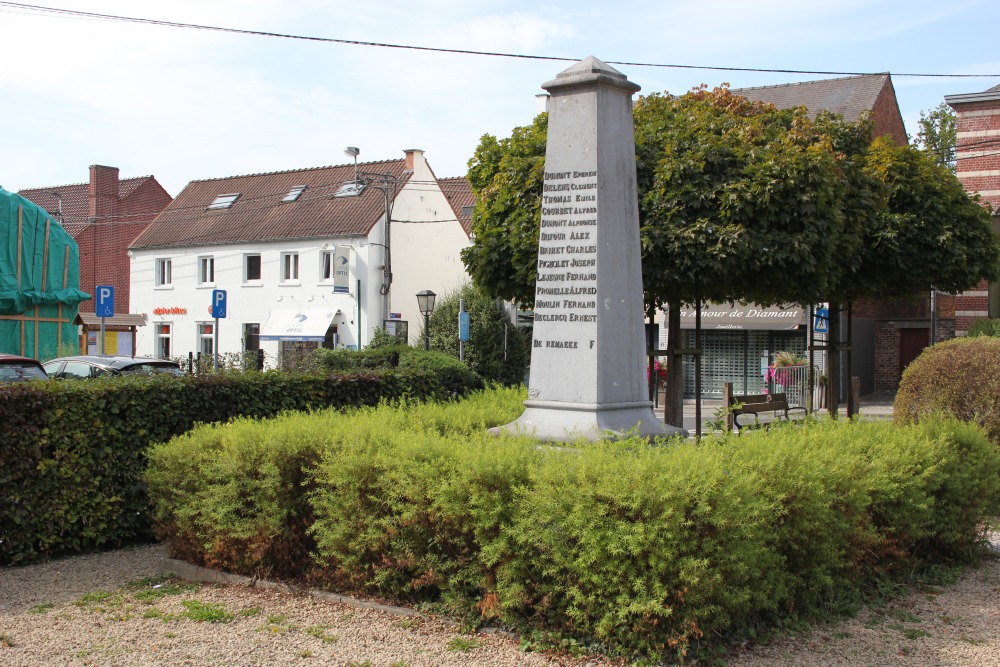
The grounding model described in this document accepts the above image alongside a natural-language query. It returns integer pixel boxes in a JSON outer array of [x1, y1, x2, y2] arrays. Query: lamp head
[[416, 289, 437, 317]]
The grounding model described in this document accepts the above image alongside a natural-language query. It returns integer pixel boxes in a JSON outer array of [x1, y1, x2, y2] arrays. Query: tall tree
[[914, 102, 957, 172], [461, 87, 999, 425], [861, 136, 999, 296]]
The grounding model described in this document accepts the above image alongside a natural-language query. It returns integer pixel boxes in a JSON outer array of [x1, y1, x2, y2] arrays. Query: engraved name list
[[533, 169, 598, 350]]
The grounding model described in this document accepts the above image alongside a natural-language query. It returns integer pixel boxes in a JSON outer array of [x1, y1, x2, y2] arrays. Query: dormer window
[[282, 186, 306, 203], [208, 193, 240, 210], [333, 182, 364, 198], [461, 205, 474, 215]]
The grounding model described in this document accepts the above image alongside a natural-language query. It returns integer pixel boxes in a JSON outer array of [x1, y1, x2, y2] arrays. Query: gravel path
[[1, 542, 999, 666]]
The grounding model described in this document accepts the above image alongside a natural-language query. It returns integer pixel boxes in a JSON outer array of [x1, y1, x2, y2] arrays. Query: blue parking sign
[[96, 285, 114, 318], [211, 289, 227, 318]]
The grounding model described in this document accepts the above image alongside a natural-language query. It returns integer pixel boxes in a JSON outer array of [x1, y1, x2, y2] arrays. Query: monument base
[[489, 399, 689, 443]]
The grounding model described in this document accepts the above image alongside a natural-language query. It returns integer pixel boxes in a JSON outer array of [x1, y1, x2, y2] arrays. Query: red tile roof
[[18, 176, 153, 236], [131, 160, 412, 249], [439, 176, 474, 236]]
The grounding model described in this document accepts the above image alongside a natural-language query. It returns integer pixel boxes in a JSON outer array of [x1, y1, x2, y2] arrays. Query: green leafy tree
[[860, 136, 999, 297], [915, 102, 957, 172], [634, 87, 850, 309], [463, 115, 547, 306], [425, 283, 529, 385], [461, 86, 1000, 423]]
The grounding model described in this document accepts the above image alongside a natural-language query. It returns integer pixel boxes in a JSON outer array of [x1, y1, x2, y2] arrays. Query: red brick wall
[[76, 166, 172, 314], [873, 318, 956, 392], [871, 81, 909, 146], [949, 94, 999, 334]]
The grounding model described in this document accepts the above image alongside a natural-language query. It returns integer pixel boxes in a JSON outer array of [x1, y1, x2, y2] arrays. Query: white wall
[[130, 236, 370, 362], [128, 152, 473, 357], [387, 152, 472, 344]]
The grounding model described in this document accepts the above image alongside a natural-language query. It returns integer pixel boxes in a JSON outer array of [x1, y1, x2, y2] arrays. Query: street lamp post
[[416, 290, 437, 351]]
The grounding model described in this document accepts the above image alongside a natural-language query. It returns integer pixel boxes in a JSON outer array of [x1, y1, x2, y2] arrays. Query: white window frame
[[244, 253, 262, 284], [281, 252, 300, 283], [207, 193, 239, 210], [155, 322, 172, 359], [155, 258, 172, 287], [198, 321, 214, 356], [198, 255, 215, 286], [320, 249, 334, 283]]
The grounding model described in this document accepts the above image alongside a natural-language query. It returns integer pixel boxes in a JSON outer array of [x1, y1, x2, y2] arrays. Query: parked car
[[42, 355, 184, 379], [0, 353, 49, 381]]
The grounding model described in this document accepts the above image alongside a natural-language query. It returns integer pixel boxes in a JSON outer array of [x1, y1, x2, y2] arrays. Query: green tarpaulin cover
[[0, 187, 90, 358]]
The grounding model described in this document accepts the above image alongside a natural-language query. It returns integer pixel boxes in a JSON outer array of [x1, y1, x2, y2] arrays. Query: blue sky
[[1, 0, 998, 197]]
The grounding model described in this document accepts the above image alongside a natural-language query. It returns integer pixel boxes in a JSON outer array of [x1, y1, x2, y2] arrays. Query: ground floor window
[[198, 322, 214, 356], [243, 323, 260, 351], [155, 323, 172, 359]]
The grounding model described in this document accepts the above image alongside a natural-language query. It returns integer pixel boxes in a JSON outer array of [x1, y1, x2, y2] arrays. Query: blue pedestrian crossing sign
[[814, 308, 829, 333]]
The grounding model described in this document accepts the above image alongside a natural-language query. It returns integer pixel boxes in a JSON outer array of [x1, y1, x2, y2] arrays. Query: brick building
[[945, 84, 1000, 332], [19, 166, 172, 352]]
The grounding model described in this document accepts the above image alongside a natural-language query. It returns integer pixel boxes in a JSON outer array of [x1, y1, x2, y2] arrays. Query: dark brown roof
[[131, 160, 412, 249], [18, 176, 152, 236], [732, 74, 890, 122], [439, 176, 474, 236], [73, 312, 148, 328]]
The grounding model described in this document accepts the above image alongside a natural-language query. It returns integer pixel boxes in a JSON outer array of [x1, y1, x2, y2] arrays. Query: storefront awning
[[679, 303, 806, 330], [260, 310, 336, 342]]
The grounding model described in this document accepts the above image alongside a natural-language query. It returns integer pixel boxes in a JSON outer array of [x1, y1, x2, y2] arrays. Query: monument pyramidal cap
[[490, 56, 689, 442]]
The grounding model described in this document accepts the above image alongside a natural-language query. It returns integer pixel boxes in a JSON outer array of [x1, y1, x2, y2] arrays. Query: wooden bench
[[724, 390, 808, 433]]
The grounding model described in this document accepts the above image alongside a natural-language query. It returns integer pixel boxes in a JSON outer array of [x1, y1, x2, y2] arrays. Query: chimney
[[89, 164, 120, 219], [403, 149, 423, 171], [536, 93, 550, 114]]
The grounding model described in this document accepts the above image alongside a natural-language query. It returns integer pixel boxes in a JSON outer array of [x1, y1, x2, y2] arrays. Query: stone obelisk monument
[[493, 56, 688, 442]]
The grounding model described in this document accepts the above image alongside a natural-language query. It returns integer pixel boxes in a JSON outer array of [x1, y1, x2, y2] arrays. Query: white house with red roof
[[128, 149, 472, 363]]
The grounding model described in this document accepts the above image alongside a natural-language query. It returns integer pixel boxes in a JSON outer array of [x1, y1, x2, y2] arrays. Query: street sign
[[96, 285, 115, 318], [459, 312, 470, 342], [211, 289, 227, 319], [814, 308, 829, 333]]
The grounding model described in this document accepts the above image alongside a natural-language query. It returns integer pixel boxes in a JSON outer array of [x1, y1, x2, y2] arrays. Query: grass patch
[[901, 628, 931, 640], [128, 577, 199, 603], [305, 625, 338, 644], [179, 600, 233, 623], [28, 603, 54, 614], [446, 636, 481, 652]]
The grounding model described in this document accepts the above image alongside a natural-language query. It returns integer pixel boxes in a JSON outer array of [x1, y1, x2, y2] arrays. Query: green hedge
[[312, 345, 485, 397], [145, 390, 1000, 660], [0, 365, 481, 566]]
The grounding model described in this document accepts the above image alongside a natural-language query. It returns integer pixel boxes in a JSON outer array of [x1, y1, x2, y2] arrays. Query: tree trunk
[[664, 303, 685, 428]]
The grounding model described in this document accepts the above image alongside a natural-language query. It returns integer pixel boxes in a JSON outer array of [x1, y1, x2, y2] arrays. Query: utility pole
[[356, 170, 397, 322]]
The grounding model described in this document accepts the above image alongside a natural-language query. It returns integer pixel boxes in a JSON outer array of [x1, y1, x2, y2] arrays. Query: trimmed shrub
[[145, 391, 1000, 661], [895, 336, 1000, 444], [0, 364, 478, 566], [313, 346, 484, 397]]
